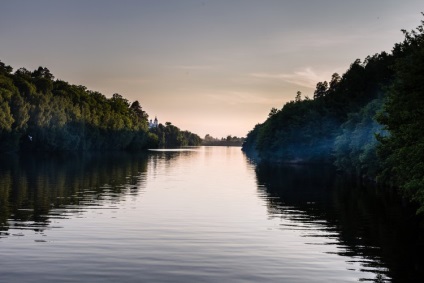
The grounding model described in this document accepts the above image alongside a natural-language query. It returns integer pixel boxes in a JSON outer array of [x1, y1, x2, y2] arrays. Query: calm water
[[0, 147, 423, 282]]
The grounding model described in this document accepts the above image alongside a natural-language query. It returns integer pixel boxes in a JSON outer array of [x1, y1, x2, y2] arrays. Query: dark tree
[[313, 81, 328, 99], [377, 19, 424, 212]]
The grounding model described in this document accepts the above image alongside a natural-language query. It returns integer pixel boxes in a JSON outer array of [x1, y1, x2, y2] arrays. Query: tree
[[313, 81, 328, 99], [268, 107, 278, 117], [295, 91, 302, 102], [130, 100, 148, 121], [329, 73, 341, 92], [15, 68, 32, 79], [0, 60, 169, 152], [32, 67, 54, 80], [0, 75, 16, 133], [0, 60, 13, 74], [334, 98, 384, 177], [377, 19, 424, 212]]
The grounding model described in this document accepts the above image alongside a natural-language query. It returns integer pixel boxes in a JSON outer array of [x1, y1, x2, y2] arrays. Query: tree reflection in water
[[0, 152, 149, 234], [254, 162, 424, 282]]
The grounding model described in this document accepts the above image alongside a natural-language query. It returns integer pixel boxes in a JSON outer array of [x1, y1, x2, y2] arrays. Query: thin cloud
[[251, 68, 333, 89], [112, 77, 150, 84], [206, 91, 282, 106], [171, 65, 216, 70]]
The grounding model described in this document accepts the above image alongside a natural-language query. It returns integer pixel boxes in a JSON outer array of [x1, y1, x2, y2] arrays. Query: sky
[[1, 0, 423, 138]]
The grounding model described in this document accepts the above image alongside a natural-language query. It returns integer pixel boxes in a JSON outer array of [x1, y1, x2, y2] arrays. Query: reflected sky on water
[[0, 147, 423, 282]]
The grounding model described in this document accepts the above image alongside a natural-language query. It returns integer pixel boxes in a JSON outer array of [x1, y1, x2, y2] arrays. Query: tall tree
[[377, 19, 424, 212], [313, 81, 328, 99]]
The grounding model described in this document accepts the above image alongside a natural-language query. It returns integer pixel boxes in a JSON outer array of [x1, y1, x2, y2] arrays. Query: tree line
[[242, 16, 424, 213], [202, 134, 245, 146], [149, 122, 202, 148], [0, 63, 201, 152]]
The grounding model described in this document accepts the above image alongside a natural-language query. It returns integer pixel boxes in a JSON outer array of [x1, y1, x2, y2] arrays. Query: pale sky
[[1, 0, 423, 138]]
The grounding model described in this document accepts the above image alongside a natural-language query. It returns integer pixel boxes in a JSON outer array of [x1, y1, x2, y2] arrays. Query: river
[[0, 147, 423, 282]]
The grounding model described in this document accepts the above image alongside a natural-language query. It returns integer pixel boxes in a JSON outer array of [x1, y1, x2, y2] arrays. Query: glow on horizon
[[1, 0, 423, 138]]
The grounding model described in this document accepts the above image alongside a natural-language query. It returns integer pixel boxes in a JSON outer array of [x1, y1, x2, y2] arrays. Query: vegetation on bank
[[242, 17, 424, 213], [0, 62, 201, 152], [150, 122, 202, 148], [202, 134, 245, 146]]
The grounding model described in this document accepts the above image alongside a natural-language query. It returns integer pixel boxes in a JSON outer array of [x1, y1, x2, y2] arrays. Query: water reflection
[[1, 148, 423, 283], [0, 152, 149, 235], [254, 162, 424, 282]]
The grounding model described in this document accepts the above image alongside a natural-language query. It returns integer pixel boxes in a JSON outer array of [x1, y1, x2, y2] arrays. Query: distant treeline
[[242, 17, 424, 213], [150, 122, 202, 148], [202, 134, 245, 146], [0, 62, 202, 152]]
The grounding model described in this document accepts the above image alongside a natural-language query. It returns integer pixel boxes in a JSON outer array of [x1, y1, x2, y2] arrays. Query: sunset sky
[[1, 0, 423, 138]]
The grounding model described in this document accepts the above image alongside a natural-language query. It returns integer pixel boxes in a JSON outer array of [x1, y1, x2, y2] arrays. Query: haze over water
[[0, 147, 422, 282]]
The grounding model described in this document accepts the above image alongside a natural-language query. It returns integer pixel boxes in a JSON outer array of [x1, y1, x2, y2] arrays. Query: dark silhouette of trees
[[0, 61, 201, 152], [149, 122, 202, 147], [376, 18, 424, 212], [242, 15, 424, 213], [202, 134, 245, 146], [314, 81, 328, 99]]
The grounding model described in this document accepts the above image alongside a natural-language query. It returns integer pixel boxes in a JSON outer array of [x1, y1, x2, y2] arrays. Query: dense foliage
[[243, 52, 393, 164], [243, 17, 424, 212], [150, 122, 202, 148], [377, 22, 424, 213], [0, 63, 201, 152], [202, 134, 245, 146]]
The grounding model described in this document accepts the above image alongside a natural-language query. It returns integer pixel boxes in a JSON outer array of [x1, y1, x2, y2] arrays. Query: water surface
[[0, 147, 423, 282]]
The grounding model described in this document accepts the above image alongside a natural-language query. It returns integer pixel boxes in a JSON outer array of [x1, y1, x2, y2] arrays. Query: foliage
[[0, 60, 201, 152], [242, 50, 394, 163], [243, 15, 424, 213], [202, 134, 245, 146], [334, 98, 385, 178], [377, 18, 424, 212], [149, 122, 202, 148]]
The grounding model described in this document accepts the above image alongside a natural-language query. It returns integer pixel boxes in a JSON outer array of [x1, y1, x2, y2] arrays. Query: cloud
[[206, 91, 282, 106], [171, 65, 216, 70], [251, 67, 333, 89], [112, 77, 150, 84]]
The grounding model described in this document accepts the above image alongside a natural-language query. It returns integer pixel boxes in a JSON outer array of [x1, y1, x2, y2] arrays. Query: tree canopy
[[242, 16, 424, 213], [376, 18, 424, 213], [0, 61, 201, 152]]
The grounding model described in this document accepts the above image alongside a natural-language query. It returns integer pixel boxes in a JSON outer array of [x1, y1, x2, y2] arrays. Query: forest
[[149, 122, 202, 148], [202, 134, 245, 146], [242, 18, 424, 213], [0, 63, 201, 152]]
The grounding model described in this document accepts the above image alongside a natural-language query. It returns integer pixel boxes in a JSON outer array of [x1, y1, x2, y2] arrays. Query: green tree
[[334, 98, 384, 177], [377, 19, 424, 212], [0, 61, 13, 74], [0, 60, 176, 152]]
